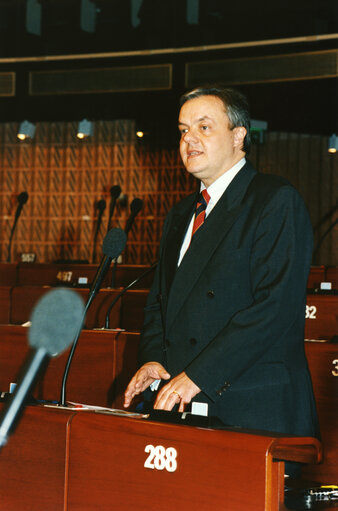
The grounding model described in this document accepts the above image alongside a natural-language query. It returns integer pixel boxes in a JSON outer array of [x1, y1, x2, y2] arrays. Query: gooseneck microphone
[[104, 261, 157, 329], [110, 197, 143, 288], [0, 288, 85, 450], [60, 227, 127, 405], [92, 199, 106, 263], [106, 185, 121, 233], [7, 191, 29, 262], [124, 198, 143, 235]]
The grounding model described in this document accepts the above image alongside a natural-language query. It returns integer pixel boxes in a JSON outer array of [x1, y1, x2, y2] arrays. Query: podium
[[0, 405, 321, 511]]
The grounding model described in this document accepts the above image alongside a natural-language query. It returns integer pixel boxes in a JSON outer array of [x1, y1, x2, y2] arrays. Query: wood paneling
[[0, 122, 336, 265]]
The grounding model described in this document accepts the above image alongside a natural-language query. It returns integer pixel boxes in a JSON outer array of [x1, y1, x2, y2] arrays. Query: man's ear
[[233, 126, 247, 148]]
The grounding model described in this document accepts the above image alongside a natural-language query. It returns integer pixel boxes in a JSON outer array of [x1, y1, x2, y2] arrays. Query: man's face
[[178, 95, 246, 187]]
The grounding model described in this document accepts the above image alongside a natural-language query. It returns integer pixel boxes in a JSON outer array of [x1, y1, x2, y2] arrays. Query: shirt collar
[[200, 157, 246, 204]]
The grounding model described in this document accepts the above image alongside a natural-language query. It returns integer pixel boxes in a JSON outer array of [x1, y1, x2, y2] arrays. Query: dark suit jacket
[[139, 161, 319, 437]]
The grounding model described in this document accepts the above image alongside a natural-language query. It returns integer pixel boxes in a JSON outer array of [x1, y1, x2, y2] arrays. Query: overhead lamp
[[77, 119, 93, 139], [136, 130, 144, 138], [80, 0, 97, 34], [17, 120, 36, 141], [26, 0, 42, 36], [328, 134, 338, 153]]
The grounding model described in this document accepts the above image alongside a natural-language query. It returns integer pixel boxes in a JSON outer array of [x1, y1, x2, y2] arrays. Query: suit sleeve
[[185, 185, 313, 401], [137, 212, 172, 367]]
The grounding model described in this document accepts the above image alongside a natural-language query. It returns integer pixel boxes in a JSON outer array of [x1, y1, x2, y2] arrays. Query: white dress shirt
[[178, 158, 246, 265]]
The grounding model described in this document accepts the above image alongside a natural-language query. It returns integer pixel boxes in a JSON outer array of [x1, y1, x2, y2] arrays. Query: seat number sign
[[144, 445, 177, 472]]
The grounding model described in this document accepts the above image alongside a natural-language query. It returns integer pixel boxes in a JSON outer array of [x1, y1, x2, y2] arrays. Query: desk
[[305, 294, 338, 341], [0, 326, 336, 484], [0, 405, 321, 511], [0, 406, 75, 511], [0, 326, 140, 408], [0, 262, 155, 289], [8, 285, 148, 330], [303, 341, 338, 483]]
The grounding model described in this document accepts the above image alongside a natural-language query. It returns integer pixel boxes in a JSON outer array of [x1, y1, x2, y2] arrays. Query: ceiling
[[0, 0, 337, 137]]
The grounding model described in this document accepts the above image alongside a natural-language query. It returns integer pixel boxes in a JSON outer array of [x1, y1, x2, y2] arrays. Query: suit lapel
[[165, 162, 257, 331], [161, 192, 197, 297]]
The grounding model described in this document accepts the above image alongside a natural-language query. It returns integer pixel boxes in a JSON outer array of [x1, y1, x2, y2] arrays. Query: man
[[124, 86, 318, 442]]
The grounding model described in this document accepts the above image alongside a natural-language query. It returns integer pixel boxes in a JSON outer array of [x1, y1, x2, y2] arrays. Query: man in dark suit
[[124, 86, 318, 442]]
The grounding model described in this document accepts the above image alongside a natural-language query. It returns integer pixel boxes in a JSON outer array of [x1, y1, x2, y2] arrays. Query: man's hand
[[123, 362, 170, 408], [154, 372, 200, 413]]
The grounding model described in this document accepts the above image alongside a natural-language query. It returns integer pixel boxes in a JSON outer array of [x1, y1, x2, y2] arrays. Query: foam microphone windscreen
[[18, 191, 29, 205], [130, 198, 143, 214], [110, 185, 121, 199], [96, 199, 106, 212], [103, 227, 127, 259], [28, 288, 85, 356]]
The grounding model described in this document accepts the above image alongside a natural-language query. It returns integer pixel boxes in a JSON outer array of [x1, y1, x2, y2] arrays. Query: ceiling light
[[17, 120, 36, 140], [328, 134, 338, 153], [77, 119, 93, 139]]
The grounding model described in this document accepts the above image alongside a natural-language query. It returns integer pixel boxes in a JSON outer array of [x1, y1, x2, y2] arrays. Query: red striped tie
[[191, 189, 211, 239]]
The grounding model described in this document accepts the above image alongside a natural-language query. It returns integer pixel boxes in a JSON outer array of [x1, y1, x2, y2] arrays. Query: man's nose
[[182, 129, 198, 144]]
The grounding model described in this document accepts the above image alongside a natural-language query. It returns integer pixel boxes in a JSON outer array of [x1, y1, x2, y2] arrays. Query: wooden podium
[[0, 405, 321, 511]]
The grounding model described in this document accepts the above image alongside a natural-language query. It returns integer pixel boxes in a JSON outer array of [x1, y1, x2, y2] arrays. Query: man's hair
[[180, 85, 251, 154]]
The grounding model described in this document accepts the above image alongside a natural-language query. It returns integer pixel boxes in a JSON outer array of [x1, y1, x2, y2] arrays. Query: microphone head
[[103, 227, 127, 259], [96, 199, 106, 212], [110, 185, 121, 199], [130, 198, 143, 215], [28, 288, 85, 356], [18, 192, 28, 205]]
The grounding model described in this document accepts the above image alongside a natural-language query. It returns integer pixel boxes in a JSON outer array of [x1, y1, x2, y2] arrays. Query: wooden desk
[[305, 294, 338, 341], [325, 267, 338, 289], [303, 341, 338, 483], [7, 285, 148, 330], [307, 266, 326, 289], [0, 286, 12, 324], [0, 405, 75, 511], [14, 263, 155, 289], [0, 405, 321, 511], [1, 326, 336, 485], [0, 326, 139, 408], [0, 264, 17, 286]]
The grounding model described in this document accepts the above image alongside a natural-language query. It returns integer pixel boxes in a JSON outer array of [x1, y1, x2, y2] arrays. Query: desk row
[[0, 325, 336, 484], [0, 262, 337, 290], [0, 285, 337, 340]]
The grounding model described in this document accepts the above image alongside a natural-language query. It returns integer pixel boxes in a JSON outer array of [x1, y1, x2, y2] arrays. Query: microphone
[[88, 227, 127, 306], [106, 185, 121, 233], [110, 197, 143, 288], [92, 199, 106, 263], [104, 261, 157, 329], [7, 191, 29, 262], [124, 198, 143, 235], [60, 227, 127, 405], [0, 288, 84, 450]]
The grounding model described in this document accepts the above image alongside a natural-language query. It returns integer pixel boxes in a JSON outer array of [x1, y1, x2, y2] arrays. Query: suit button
[[207, 290, 215, 298], [189, 338, 197, 346], [165, 339, 171, 347], [217, 382, 230, 396]]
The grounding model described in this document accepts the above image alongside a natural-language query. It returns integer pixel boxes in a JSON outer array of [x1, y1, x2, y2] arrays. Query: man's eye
[[201, 125, 209, 131], [180, 128, 188, 134]]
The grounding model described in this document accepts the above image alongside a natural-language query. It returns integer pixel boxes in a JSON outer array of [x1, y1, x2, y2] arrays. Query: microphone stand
[[106, 185, 121, 234], [105, 262, 157, 329], [110, 198, 143, 288], [7, 193, 28, 262], [60, 302, 89, 406], [60, 228, 127, 405], [92, 200, 106, 263]]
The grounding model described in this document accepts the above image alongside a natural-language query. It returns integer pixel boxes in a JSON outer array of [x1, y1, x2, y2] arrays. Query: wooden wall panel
[[0, 122, 336, 265]]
